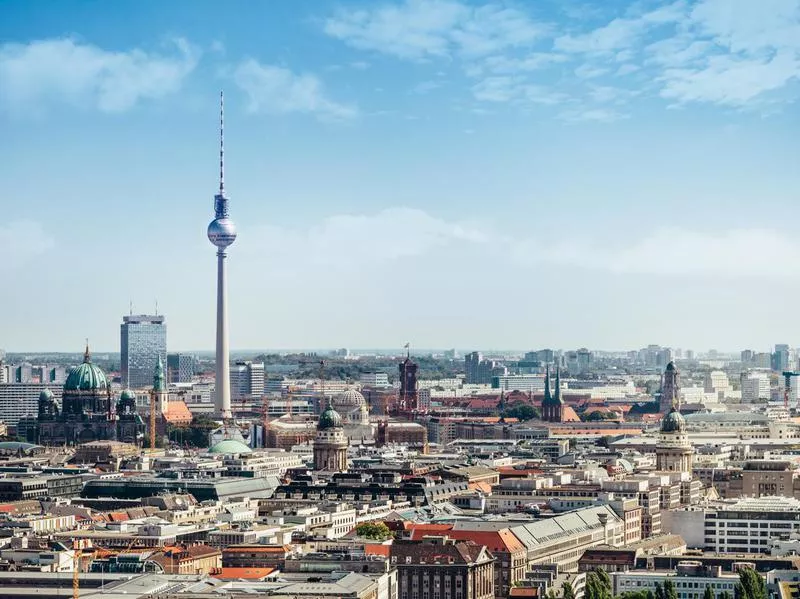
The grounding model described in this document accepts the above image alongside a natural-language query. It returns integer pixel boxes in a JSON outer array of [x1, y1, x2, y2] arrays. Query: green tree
[[654, 582, 665, 599], [585, 568, 612, 599], [354, 521, 392, 540], [663, 579, 678, 599], [562, 582, 575, 599], [704, 586, 715, 599], [719, 591, 732, 599], [734, 568, 766, 599], [503, 403, 539, 421]]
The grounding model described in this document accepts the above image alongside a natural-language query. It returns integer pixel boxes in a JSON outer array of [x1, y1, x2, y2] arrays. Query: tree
[[354, 521, 392, 540], [562, 582, 575, 599], [503, 403, 539, 421], [720, 591, 732, 599], [654, 582, 665, 599], [585, 568, 612, 599], [704, 586, 715, 599], [663, 579, 678, 599], [734, 568, 766, 599]]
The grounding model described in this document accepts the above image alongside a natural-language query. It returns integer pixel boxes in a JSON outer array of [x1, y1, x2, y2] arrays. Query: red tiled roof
[[213, 567, 274, 580]]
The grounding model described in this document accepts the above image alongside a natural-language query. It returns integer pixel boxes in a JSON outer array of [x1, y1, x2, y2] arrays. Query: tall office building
[[167, 353, 196, 384], [207, 92, 237, 420], [230, 361, 265, 399], [773, 344, 791, 372], [120, 314, 167, 389]]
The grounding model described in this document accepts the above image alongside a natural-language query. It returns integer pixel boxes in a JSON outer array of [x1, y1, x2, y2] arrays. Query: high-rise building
[[465, 351, 505, 384], [167, 353, 195, 384], [120, 314, 167, 389], [230, 361, 265, 399], [773, 344, 791, 372], [0, 383, 64, 426], [741, 371, 770, 402], [207, 91, 237, 420]]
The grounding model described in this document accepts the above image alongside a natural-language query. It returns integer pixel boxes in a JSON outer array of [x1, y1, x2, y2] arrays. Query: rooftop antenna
[[129, 300, 133, 316], [219, 90, 224, 196], [155, 299, 159, 316]]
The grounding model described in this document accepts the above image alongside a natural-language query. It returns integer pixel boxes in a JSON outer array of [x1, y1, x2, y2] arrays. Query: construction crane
[[73, 539, 87, 599], [783, 371, 800, 408]]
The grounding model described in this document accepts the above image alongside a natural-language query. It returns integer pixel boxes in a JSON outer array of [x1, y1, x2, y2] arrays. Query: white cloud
[[472, 76, 569, 105], [515, 227, 800, 277], [241, 208, 488, 269], [476, 52, 567, 75], [558, 107, 627, 122], [234, 59, 357, 121], [0, 221, 54, 267], [323, 0, 549, 61], [0, 38, 198, 115], [574, 63, 610, 78], [409, 80, 443, 94]]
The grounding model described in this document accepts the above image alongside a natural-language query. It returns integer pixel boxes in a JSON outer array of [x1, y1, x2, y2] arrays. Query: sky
[[2, 0, 800, 353]]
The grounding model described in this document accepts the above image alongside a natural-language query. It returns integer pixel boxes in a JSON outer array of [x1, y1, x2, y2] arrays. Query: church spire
[[83, 339, 91, 363], [543, 365, 552, 404], [555, 366, 562, 403], [154, 355, 166, 392]]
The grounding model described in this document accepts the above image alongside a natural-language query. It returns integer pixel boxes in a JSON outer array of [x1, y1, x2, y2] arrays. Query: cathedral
[[655, 401, 692, 473], [540, 366, 565, 422], [313, 400, 349, 472], [36, 345, 145, 446]]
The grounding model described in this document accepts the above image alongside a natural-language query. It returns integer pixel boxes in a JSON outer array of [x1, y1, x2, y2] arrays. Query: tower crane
[[783, 371, 800, 408]]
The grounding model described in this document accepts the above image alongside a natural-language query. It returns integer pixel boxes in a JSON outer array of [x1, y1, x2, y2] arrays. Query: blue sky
[[2, 0, 800, 353]]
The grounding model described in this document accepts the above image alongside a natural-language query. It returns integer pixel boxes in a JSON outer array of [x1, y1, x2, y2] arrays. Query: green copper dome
[[120, 389, 137, 401], [207, 439, 252, 454], [64, 345, 109, 392], [660, 407, 686, 433], [318, 403, 343, 430], [39, 388, 54, 401]]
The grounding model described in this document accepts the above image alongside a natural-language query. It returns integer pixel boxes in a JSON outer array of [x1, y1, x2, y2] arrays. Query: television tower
[[207, 91, 236, 421]]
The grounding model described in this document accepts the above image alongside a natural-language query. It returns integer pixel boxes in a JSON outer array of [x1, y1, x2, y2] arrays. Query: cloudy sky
[[2, 0, 800, 353]]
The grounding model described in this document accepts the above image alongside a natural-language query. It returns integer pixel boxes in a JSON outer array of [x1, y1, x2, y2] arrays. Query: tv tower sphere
[[208, 217, 237, 248]]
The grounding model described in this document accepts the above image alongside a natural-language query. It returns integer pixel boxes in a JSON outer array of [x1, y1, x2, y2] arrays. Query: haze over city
[[3, 0, 800, 352]]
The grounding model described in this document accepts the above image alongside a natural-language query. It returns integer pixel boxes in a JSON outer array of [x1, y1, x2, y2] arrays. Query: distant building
[[541, 367, 564, 423], [656, 407, 692, 473], [360, 372, 389, 387], [120, 314, 167, 389], [0, 383, 63, 427], [492, 374, 544, 393], [704, 370, 729, 398], [230, 361, 265, 399], [741, 371, 770, 402], [167, 353, 195, 383], [465, 352, 505, 385], [773, 344, 792, 372]]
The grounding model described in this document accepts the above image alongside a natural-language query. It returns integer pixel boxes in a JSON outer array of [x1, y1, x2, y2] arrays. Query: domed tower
[[38, 388, 59, 420], [333, 388, 369, 426], [660, 361, 680, 412], [116, 389, 145, 445], [207, 91, 237, 422], [656, 407, 692, 472], [541, 366, 564, 422], [38, 343, 117, 446], [313, 401, 348, 472]]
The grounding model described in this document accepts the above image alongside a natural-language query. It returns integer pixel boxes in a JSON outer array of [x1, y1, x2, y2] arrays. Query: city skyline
[[3, 0, 800, 352]]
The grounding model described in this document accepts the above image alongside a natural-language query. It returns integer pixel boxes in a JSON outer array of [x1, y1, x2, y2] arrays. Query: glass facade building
[[167, 353, 196, 383], [120, 315, 167, 389]]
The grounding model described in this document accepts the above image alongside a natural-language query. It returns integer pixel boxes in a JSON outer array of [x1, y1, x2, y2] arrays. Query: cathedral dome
[[120, 389, 137, 401], [318, 404, 343, 430], [207, 439, 252, 455], [39, 389, 54, 402], [660, 408, 686, 433], [333, 389, 366, 410], [64, 351, 108, 393], [666, 361, 676, 371]]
